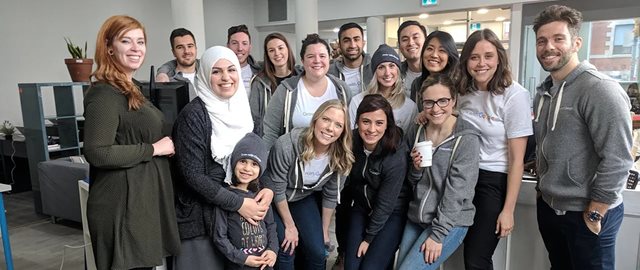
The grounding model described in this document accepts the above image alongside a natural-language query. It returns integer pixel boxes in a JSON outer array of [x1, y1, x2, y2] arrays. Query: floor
[[0, 191, 340, 270], [1, 191, 84, 270]]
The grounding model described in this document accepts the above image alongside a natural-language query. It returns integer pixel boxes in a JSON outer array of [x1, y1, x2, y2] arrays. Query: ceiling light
[[443, 20, 452, 25], [495, 16, 506, 22], [332, 27, 339, 33], [477, 8, 489, 14], [419, 13, 429, 19]]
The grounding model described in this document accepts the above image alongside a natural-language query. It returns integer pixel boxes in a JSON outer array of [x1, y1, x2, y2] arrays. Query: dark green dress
[[83, 83, 180, 270]]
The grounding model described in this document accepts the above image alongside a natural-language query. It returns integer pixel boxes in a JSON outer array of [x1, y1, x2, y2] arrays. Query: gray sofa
[[38, 157, 89, 222]]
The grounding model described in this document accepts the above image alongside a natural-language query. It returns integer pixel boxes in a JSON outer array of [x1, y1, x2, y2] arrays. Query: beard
[[177, 56, 196, 68], [343, 49, 362, 61]]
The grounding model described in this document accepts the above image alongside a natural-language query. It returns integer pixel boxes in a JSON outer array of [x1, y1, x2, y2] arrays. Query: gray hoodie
[[533, 61, 632, 212], [248, 66, 303, 136], [405, 118, 480, 243], [327, 53, 374, 96], [261, 74, 352, 150], [262, 128, 346, 209]]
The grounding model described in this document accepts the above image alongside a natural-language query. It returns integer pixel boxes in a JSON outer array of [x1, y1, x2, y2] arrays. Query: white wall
[[203, 0, 260, 59], [0, 0, 175, 126], [0, 0, 260, 126]]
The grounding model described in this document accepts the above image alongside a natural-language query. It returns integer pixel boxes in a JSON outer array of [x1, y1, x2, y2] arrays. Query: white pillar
[[295, 0, 318, 56], [170, 0, 206, 57], [509, 3, 523, 82], [366, 16, 385, 54]]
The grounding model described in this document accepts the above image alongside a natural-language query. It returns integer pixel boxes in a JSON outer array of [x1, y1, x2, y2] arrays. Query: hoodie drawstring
[[551, 81, 566, 131], [534, 96, 544, 123]]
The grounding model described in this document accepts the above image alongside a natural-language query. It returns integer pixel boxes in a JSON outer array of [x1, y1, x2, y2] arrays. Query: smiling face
[[466, 40, 498, 91], [313, 107, 345, 150], [421, 83, 455, 125], [302, 43, 330, 79], [172, 35, 197, 69], [422, 38, 449, 74], [339, 27, 365, 62], [209, 58, 239, 99], [228, 32, 251, 66], [266, 38, 289, 69], [110, 28, 146, 77], [398, 25, 425, 62], [535, 21, 582, 78], [357, 109, 387, 151], [375, 62, 398, 91], [234, 158, 260, 184]]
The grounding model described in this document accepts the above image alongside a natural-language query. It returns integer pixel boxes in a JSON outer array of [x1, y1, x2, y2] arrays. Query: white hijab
[[195, 46, 254, 183]]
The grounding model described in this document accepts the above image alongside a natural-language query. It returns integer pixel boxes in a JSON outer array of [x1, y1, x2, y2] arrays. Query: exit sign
[[422, 0, 437, 6], [470, 23, 482, 31]]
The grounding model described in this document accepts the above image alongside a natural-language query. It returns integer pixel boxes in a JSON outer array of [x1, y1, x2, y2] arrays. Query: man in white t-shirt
[[396, 21, 427, 97], [227, 24, 262, 98], [328, 22, 373, 98], [155, 28, 199, 100]]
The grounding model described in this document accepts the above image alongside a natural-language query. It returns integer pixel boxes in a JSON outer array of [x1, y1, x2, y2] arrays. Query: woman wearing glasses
[[396, 74, 480, 270], [456, 29, 532, 269]]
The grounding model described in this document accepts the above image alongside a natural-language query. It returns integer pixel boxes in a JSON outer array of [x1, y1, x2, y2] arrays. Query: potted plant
[[1, 120, 15, 141], [64, 38, 93, 82]]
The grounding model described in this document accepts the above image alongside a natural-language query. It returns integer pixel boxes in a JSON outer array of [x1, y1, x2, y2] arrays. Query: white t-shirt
[[457, 82, 533, 173], [342, 66, 362, 97], [348, 92, 418, 132], [403, 70, 421, 98], [304, 154, 330, 186], [292, 77, 339, 128], [241, 64, 253, 98], [182, 72, 197, 100]]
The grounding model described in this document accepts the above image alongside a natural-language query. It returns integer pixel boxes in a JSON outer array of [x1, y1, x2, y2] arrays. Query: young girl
[[214, 133, 278, 270], [397, 74, 480, 270]]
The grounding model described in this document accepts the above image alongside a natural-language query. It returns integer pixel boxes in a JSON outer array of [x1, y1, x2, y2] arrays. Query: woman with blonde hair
[[263, 99, 354, 270], [83, 15, 180, 270], [348, 44, 418, 132]]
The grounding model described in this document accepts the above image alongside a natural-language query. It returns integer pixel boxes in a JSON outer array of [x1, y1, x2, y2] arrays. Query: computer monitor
[[135, 80, 190, 133]]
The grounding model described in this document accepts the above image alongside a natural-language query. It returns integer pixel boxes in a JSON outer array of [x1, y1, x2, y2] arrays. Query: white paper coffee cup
[[415, 141, 433, 167]]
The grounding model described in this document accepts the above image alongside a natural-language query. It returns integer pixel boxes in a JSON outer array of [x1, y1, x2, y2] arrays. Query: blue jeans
[[274, 195, 326, 270], [537, 197, 624, 270], [396, 221, 468, 270], [343, 203, 406, 270]]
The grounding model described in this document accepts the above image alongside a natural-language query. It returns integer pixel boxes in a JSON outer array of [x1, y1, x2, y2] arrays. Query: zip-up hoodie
[[262, 128, 346, 209], [405, 118, 480, 243], [261, 74, 352, 150], [533, 61, 632, 211], [328, 53, 373, 96], [248, 65, 303, 136], [347, 129, 411, 243]]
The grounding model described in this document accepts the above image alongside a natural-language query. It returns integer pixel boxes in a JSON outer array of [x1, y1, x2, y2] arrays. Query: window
[[613, 23, 633, 55]]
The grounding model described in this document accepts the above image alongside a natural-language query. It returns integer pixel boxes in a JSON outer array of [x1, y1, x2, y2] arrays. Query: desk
[[0, 183, 14, 270], [0, 136, 30, 192]]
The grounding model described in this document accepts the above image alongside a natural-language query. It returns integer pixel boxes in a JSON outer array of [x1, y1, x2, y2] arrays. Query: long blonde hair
[[366, 71, 406, 109], [301, 100, 354, 175], [92, 15, 146, 110]]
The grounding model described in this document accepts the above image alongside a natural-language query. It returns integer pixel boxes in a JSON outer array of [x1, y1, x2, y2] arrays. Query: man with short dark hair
[[227, 24, 261, 97], [396, 21, 427, 96], [156, 28, 199, 100], [532, 5, 632, 270], [328, 22, 373, 97]]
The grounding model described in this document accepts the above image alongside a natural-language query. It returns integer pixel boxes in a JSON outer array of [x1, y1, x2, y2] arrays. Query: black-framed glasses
[[422, 98, 452, 109]]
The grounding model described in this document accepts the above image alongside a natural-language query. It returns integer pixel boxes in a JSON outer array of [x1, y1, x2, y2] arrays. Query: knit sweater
[[83, 82, 180, 270], [172, 97, 245, 239]]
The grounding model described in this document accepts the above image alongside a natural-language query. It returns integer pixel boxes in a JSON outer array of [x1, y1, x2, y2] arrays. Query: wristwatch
[[585, 210, 603, 222]]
